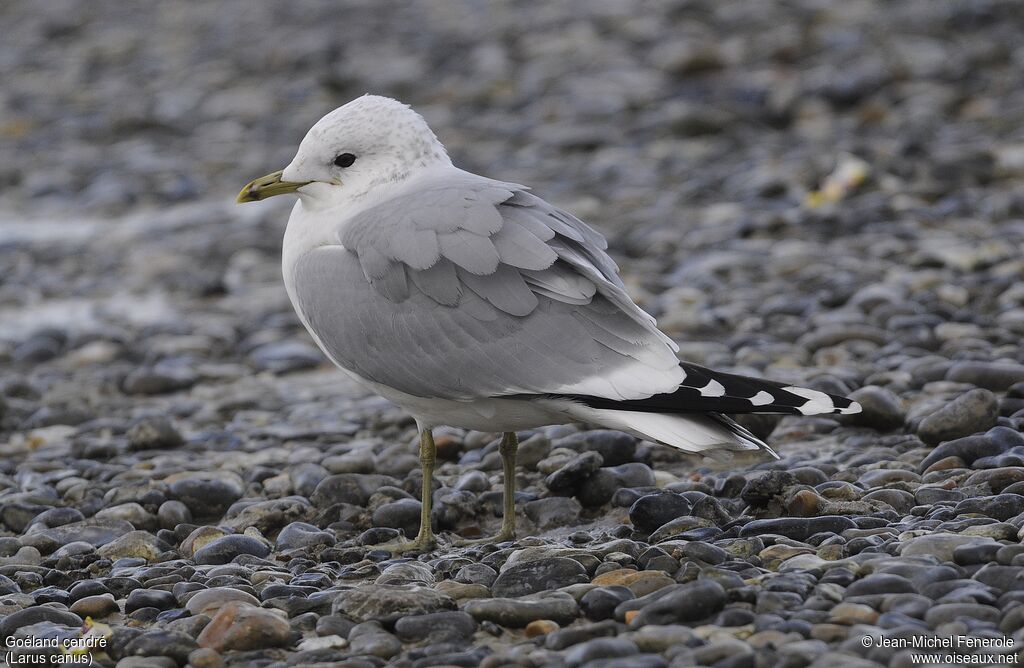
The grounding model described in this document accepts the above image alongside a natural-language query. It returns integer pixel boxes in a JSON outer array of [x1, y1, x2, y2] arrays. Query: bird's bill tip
[[236, 170, 309, 203]]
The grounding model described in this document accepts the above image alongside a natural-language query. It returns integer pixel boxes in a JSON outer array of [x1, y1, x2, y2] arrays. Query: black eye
[[333, 153, 356, 168]]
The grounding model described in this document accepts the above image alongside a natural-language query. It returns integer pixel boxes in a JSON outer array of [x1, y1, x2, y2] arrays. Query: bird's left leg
[[374, 428, 437, 553], [452, 431, 518, 546]]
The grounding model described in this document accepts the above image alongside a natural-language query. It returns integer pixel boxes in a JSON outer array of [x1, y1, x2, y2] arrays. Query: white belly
[[345, 370, 570, 431]]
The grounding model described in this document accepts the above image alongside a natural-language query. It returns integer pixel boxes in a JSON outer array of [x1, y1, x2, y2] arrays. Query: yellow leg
[[454, 431, 518, 545], [376, 429, 437, 553]]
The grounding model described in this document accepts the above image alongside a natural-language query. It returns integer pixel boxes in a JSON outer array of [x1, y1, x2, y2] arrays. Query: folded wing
[[290, 170, 684, 401]]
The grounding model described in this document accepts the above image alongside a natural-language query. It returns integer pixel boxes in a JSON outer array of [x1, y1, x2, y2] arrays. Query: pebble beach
[[2, 1, 1024, 667]]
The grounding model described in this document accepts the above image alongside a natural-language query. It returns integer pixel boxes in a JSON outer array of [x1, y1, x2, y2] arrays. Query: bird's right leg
[[452, 431, 518, 546], [373, 428, 437, 554]]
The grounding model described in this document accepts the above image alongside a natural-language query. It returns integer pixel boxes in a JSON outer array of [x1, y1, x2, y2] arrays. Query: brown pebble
[[70, 594, 119, 618], [787, 489, 822, 517], [188, 647, 224, 668], [923, 456, 966, 475], [624, 610, 640, 625], [524, 620, 558, 637]]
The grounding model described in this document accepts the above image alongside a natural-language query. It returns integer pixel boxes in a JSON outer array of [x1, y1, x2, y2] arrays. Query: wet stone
[[739, 516, 856, 541], [394, 610, 477, 642], [525, 496, 582, 529], [581, 586, 635, 621], [628, 493, 692, 533], [332, 584, 455, 623], [917, 389, 1000, 445], [492, 557, 589, 597], [464, 593, 580, 627], [194, 535, 271, 565]]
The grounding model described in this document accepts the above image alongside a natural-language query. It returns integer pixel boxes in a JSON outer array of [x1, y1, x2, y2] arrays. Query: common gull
[[238, 95, 861, 551]]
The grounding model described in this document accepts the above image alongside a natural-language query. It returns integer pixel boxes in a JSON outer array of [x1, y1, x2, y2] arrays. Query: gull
[[238, 95, 861, 552]]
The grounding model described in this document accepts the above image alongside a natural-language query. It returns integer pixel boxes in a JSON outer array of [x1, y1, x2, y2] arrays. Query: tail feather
[[544, 362, 860, 459], [560, 403, 776, 457], [562, 362, 861, 417]]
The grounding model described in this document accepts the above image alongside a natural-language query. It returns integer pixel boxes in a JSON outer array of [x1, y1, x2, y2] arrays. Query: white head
[[238, 95, 451, 206]]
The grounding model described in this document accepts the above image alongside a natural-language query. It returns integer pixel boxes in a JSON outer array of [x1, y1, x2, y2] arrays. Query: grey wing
[[292, 172, 684, 401]]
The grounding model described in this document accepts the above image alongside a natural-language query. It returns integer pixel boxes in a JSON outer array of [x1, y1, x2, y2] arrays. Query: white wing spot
[[782, 386, 836, 415], [750, 391, 774, 406], [699, 379, 726, 397]]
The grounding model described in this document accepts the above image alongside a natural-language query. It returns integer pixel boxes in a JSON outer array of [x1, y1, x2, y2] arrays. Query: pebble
[[332, 584, 455, 623], [70, 593, 120, 618], [492, 557, 589, 597], [394, 610, 477, 642], [525, 496, 583, 529], [628, 493, 692, 533], [917, 389, 1000, 445], [629, 580, 726, 627], [196, 602, 292, 652], [847, 386, 905, 430], [126, 416, 185, 450], [464, 593, 580, 627], [123, 630, 198, 666], [193, 534, 271, 565]]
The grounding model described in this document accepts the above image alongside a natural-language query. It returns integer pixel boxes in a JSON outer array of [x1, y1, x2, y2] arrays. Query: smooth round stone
[[862, 488, 916, 513], [630, 580, 727, 627], [32, 587, 72, 606], [899, 533, 997, 562], [680, 542, 728, 565], [121, 627, 197, 663], [167, 474, 244, 518], [275, 522, 334, 551], [739, 516, 856, 540], [924, 603, 1001, 627], [917, 389, 999, 445], [316, 614, 356, 639], [32, 507, 86, 528], [157, 501, 192, 529], [954, 494, 1024, 521], [573, 430, 637, 466], [524, 496, 582, 529], [564, 637, 639, 667], [492, 557, 589, 598], [126, 588, 178, 613], [195, 603, 292, 652], [947, 362, 1024, 392], [70, 580, 112, 602], [847, 385, 905, 430], [580, 585, 635, 620], [394, 610, 476, 642], [455, 563, 497, 587], [628, 493, 692, 533], [915, 487, 965, 505], [97, 530, 166, 561], [127, 415, 184, 450], [332, 584, 455, 623], [576, 468, 623, 507], [70, 593, 119, 618], [371, 499, 422, 538], [463, 593, 579, 627], [846, 574, 916, 597], [184, 587, 261, 615], [524, 619, 560, 638], [453, 470, 489, 492], [545, 451, 604, 494], [0, 607, 83, 638], [193, 535, 270, 565]]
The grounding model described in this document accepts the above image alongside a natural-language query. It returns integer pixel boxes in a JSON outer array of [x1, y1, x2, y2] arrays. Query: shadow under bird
[[238, 95, 861, 552]]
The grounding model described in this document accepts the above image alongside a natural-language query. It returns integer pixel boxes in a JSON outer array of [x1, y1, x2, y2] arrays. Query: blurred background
[[3, 0, 1024, 448]]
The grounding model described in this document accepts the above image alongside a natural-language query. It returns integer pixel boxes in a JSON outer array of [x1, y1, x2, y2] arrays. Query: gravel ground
[[3, 1, 1024, 667]]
